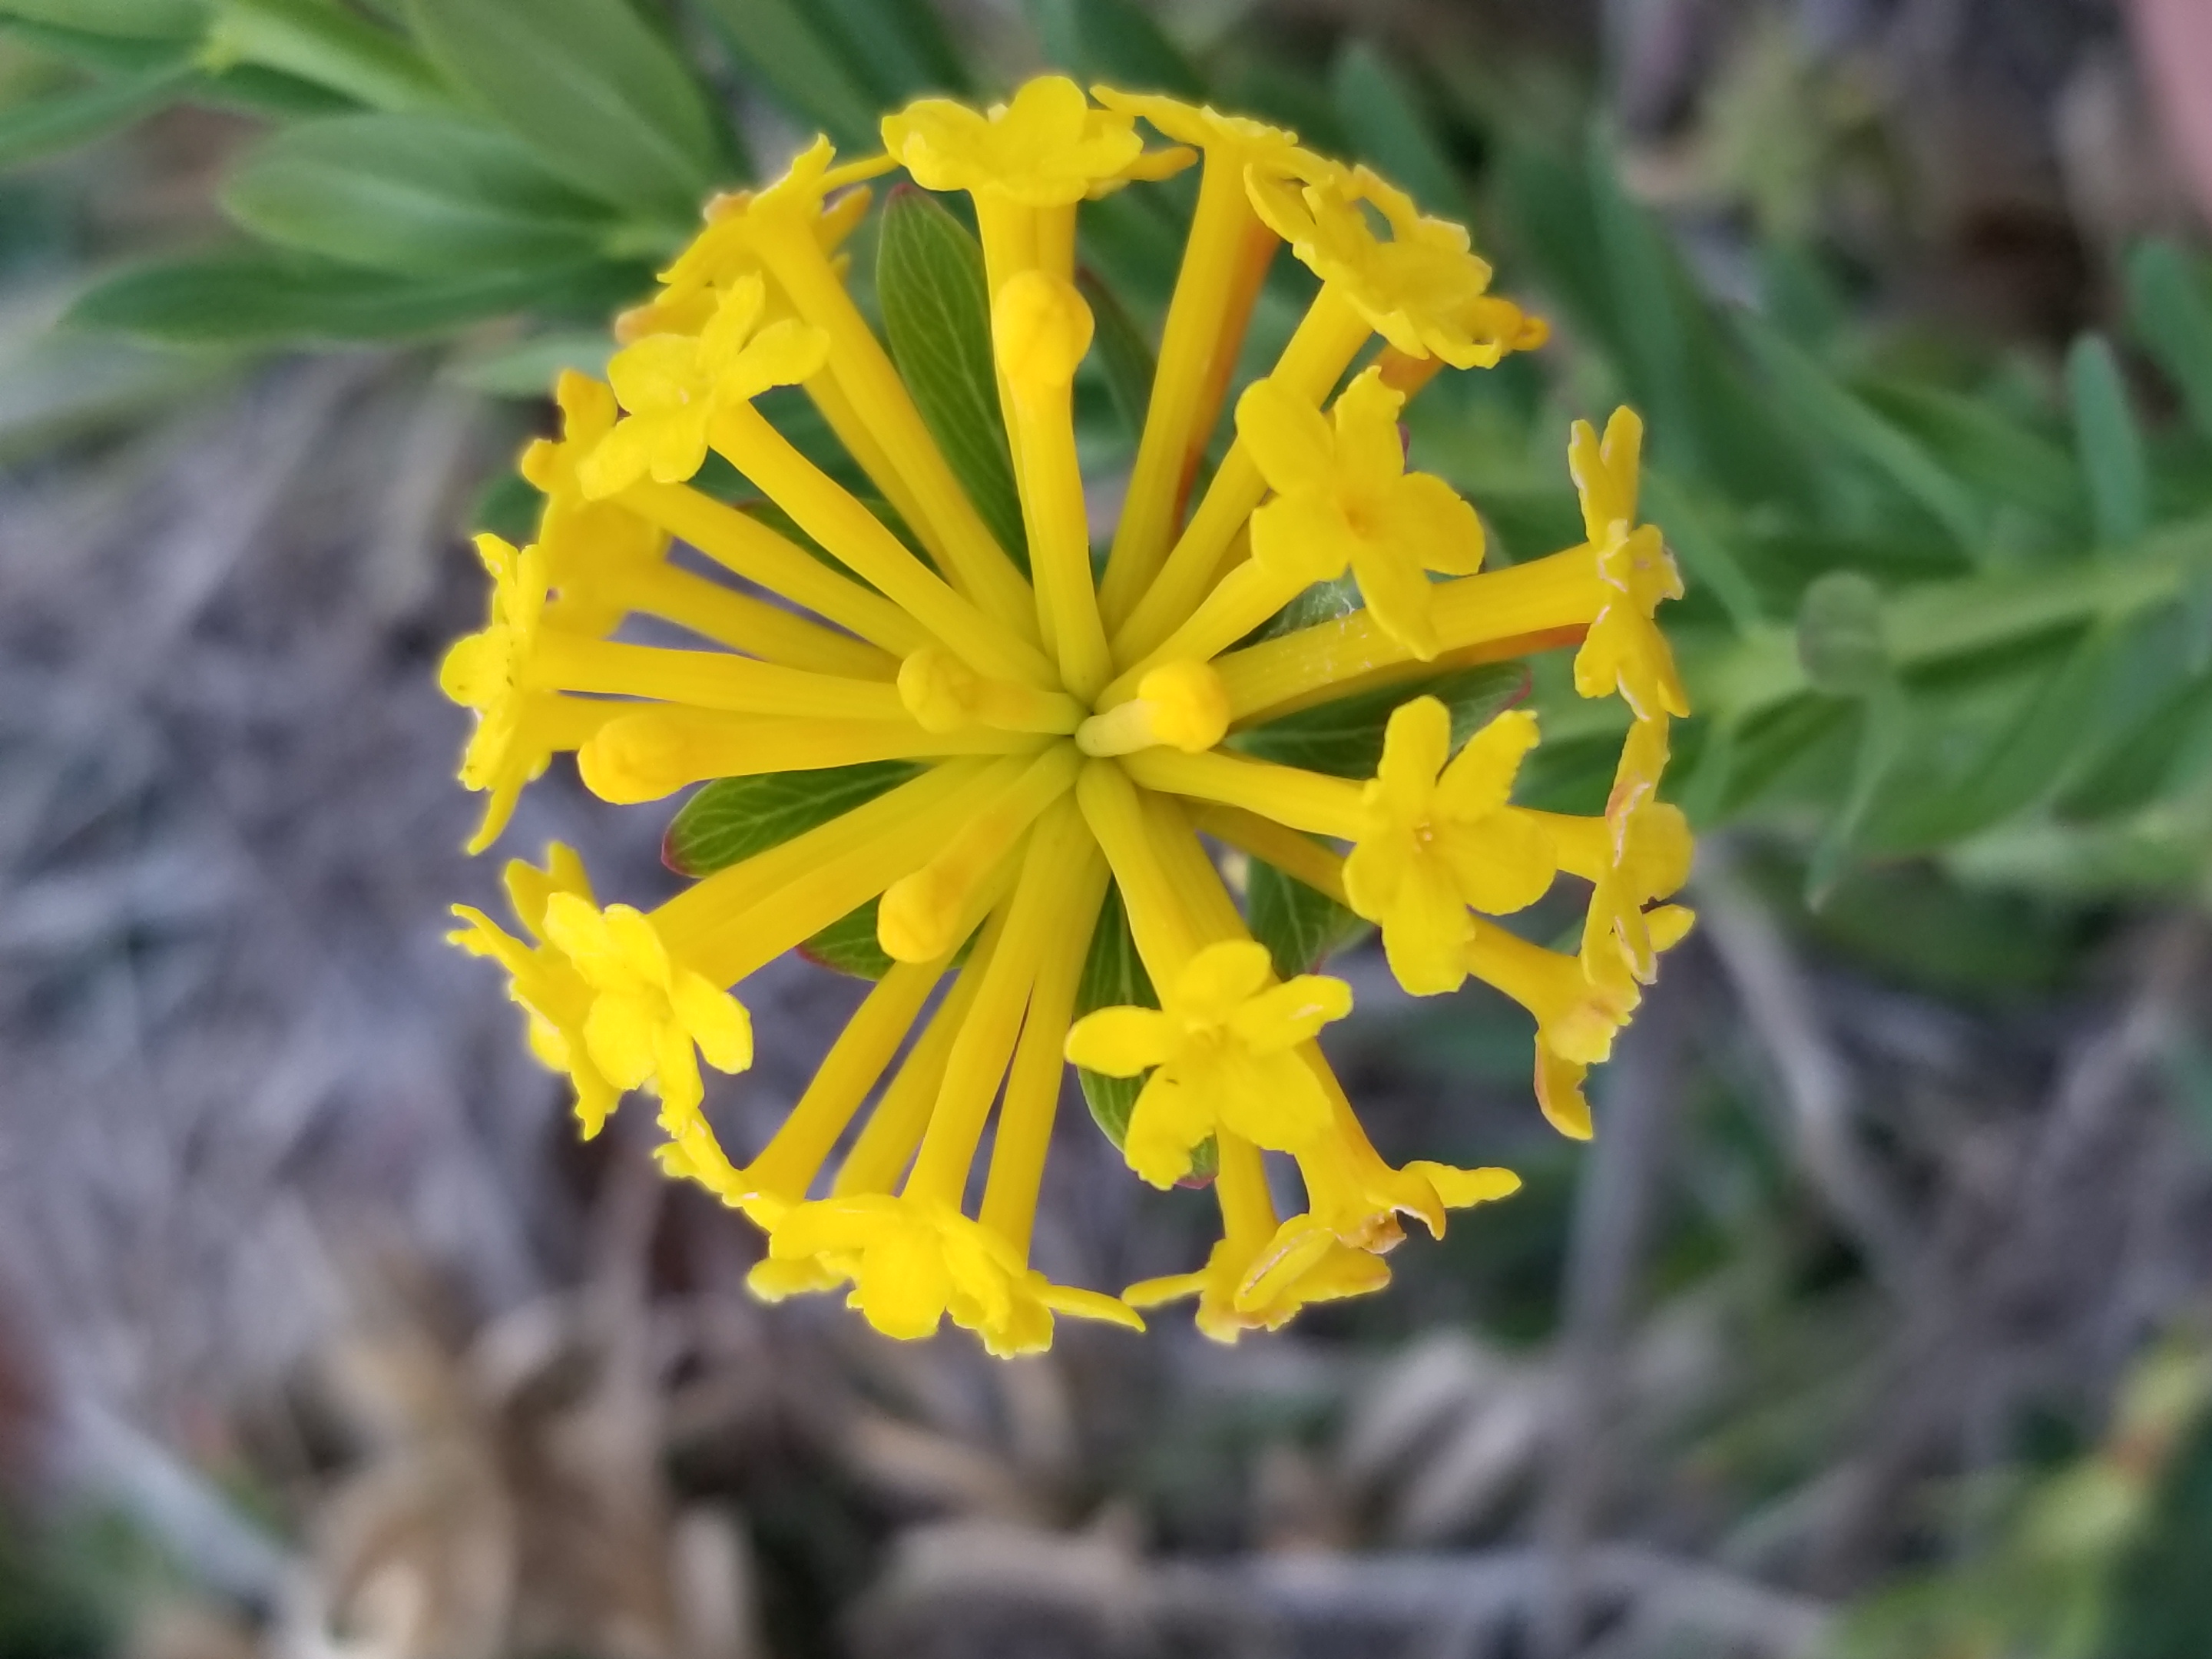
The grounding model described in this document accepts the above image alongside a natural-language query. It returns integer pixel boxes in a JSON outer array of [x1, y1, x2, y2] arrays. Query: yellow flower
[[581, 274, 830, 496], [448, 846, 618, 1136], [1249, 164, 1514, 369], [882, 74, 1177, 206], [1239, 365, 1484, 657], [535, 892, 753, 1139], [441, 79, 1694, 1352], [751, 1194, 1141, 1355], [1569, 408, 1690, 722], [1343, 698, 1555, 995], [1065, 938, 1350, 1187]]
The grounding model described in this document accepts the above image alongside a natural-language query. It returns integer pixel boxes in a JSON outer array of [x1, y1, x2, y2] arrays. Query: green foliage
[[403, 0, 733, 219], [663, 760, 919, 877], [875, 184, 1026, 571], [219, 113, 620, 276], [1028, 0, 1203, 98], [1327, 41, 1462, 217], [65, 250, 636, 343], [207, 0, 448, 111], [0, 58, 190, 169], [1246, 854, 1363, 979]]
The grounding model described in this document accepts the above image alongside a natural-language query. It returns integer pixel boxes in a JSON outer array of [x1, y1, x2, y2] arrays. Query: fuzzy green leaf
[[2128, 239, 2212, 447], [1028, 0, 1203, 96], [694, 0, 878, 151], [0, 0, 201, 38], [220, 114, 616, 276], [65, 250, 638, 344], [876, 184, 1027, 571], [1247, 856, 1364, 980], [2068, 333, 2151, 551], [406, 0, 729, 220], [207, 0, 449, 111], [800, 899, 896, 980], [663, 760, 920, 878], [1329, 41, 1462, 216], [0, 59, 187, 169], [1233, 663, 1527, 780]]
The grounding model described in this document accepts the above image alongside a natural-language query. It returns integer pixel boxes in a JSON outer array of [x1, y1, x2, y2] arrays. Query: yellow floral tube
[[616, 559, 896, 680], [710, 402, 1057, 688], [1212, 545, 1610, 724], [621, 479, 930, 657], [1121, 747, 1366, 841], [578, 710, 1038, 804], [525, 633, 908, 723]]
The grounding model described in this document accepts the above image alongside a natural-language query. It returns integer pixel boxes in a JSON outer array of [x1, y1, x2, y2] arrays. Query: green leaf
[[2068, 333, 2150, 551], [1072, 884, 1157, 1151], [1076, 264, 1154, 448], [1859, 379, 2081, 528], [2128, 239, 2212, 446], [445, 328, 611, 396], [694, 0, 878, 151], [0, 16, 190, 71], [1641, 466, 1762, 631], [1736, 311, 1985, 552], [663, 760, 919, 877], [1796, 570, 1888, 697], [406, 0, 728, 220], [1328, 41, 1462, 216], [2055, 672, 2212, 821], [0, 0, 202, 38], [220, 113, 617, 276], [469, 467, 540, 541], [1807, 680, 1907, 903], [812, 0, 967, 103], [800, 898, 895, 980], [206, 0, 449, 111], [1233, 663, 1528, 779], [0, 59, 187, 169], [1027, 0, 1203, 96], [1247, 855, 1364, 979], [65, 250, 639, 345], [875, 184, 1027, 571]]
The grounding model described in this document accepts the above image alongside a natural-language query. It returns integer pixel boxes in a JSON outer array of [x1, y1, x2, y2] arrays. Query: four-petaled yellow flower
[[1066, 939, 1350, 1187], [1240, 364, 1484, 657], [1343, 699, 1555, 995], [439, 79, 1695, 1353], [751, 1194, 1143, 1356], [582, 274, 829, 495], [1570, 408, 1690, 722], [535, 893, 753, 1140]]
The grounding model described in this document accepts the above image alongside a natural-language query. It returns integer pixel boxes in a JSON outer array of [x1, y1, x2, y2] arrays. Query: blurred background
[[7, 0, 2212, 1654]]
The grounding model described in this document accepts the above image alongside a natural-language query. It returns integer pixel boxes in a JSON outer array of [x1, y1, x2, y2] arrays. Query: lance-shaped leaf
[[1233, 663, 1528, 779], [663, 760, 921, 877]]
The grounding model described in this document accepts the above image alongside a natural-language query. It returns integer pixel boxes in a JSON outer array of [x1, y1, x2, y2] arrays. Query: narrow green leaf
[[800, 899, 895, 980], [1807, 679, 1906, 904], [694, 0, 878, 151], [1641, 466, 1762, 631], [1587, 127, 1704, 478], [65, 251, 638, 345], [1796, 570, 1888, 697], [2068, 333, 2150, 551], [206, 0, 449, 111], [1073, 884, 1157, 1151], [1, 16, 190, 71], [1329, 41, 1462, 216], [875, 184, 1027, 572], [0, 60, 187, 169], [813, 0, 967, 101], [1859, 379, 2081, 527], [1076, 265, 1154, 448], [469, 468, 540, 542], [406, 0, 727, 220], [220, 113, 617, 276], [2128, 239, 2212, 445], [663, 760, 921, 877], [1737, 311, 1985, 553], [0, 0, 202, 38], [2056, 672, 2212, 821], [445, 329, 611, 397], [1247, 856, 1364, 979], [1027, 0, 1203, 95], [1233, 663, 1527, 779]]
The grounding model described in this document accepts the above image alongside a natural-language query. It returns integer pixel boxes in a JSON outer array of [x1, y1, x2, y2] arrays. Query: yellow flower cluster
[[442, 78, 1693, 1353]]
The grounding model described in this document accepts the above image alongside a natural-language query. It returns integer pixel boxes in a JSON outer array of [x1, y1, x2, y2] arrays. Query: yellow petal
[[1123, 1070, 1209, 1187], [853, 1229, 950, 1340], [1249, 494, 1356, 584], [581, 992, 659, 1091], [725, 316, 831, 402], [1379, 856, 1470, 996], [607, 334, 699, 415], [1434, 707, 1538, 818], [1349, 538, 1439, 661], [1173, 939, 1273, 1022], [1435, 810, 1554, 916], [1235, 375, 1336, 493], [438, 631, 510, 711], [1406, 1161, 1522, 1207], [1230, 973, 1352, 1051], [1382, 472, 1485, 576], [1064, 1005, 1174, 1075], [577, 416, 661, 499], [1330, 367, 1406, 479], [1376, 697, 1452, 815], [673, 970, 753, 1073], [1535, 1048, 1593, 1139]]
